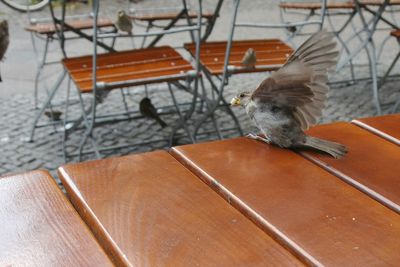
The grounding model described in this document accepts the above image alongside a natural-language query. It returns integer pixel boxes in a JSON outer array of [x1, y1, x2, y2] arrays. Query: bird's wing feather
[[251, 30, 338, 130]]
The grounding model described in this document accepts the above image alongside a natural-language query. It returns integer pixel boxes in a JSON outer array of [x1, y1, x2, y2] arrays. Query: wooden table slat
[[302, 122, 400, 213], [0, 170, 113, 267], [170, 134, 400, 266], [58, 151, 303, 267], [352, 114, 400, 145]]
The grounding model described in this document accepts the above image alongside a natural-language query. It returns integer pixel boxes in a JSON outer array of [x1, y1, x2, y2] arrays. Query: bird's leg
[[246, 133, 270, 144]]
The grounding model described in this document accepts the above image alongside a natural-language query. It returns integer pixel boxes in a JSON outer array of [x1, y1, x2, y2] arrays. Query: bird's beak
[[230, 97, 240, 106]]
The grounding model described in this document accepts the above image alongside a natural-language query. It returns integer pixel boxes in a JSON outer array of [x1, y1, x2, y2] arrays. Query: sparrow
[[231, 30, 347, 159], [241, 48, 257, 68], [116, 10, 133, 35], [0, 20, 10, 82], [139, 97, 167, 128]]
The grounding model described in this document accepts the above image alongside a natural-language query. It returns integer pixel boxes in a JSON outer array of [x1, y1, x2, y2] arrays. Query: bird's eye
[[239, 93, 245, 98]]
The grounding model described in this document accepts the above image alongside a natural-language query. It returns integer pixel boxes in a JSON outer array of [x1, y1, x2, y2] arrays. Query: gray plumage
[[0, 20, 10, 82], [116, 10, 133, 35], [231, 30, 347, 159], [241, 48, 257, 67]]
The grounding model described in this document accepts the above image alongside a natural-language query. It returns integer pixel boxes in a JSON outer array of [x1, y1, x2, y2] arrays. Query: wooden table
[[52, 114, 400, 266], [0, 170, 113, 267]]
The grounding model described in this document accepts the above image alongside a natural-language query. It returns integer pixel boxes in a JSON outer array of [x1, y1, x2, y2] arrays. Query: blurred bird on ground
[[139, 97, 167, 128]]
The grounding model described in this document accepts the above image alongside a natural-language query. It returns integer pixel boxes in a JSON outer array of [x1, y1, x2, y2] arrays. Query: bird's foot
[[246, 133, 270, 144]]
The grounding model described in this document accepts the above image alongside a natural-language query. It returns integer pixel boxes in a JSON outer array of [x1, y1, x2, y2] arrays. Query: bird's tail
[[302, 135, 347, 159], [156, 116, 167, 128]]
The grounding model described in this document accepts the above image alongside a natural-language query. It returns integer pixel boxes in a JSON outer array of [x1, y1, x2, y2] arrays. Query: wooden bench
[[0, 170, 113, 266], [63, 46, 194, 93], [130, 11, 215, 22], [184, 39, 294, 75], [25, 18, 114, 35], [57, 151, 302, 266], [170, 121, 400, 266], [279, 1, 355, 10]]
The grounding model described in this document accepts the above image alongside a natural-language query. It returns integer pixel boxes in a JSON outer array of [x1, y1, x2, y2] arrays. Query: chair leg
[[365, 41, 382, 115], [28, 70, 66, 142], [75, 92, 101, 161], [62, 77, 72, 162], [168, 81, 195, 145]]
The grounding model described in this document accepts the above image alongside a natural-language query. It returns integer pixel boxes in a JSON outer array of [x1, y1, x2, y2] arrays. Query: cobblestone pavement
[[0, 0, 399, 179]]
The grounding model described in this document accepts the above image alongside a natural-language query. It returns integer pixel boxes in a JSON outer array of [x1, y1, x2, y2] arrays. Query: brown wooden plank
[[63, 46, 180, 70], [392, 29, 400, 38], [0, 170, 113, 267], [25, 18, 114, 34], [184, 39, 293, 75], [63, 46, 194, 92], [130, 11, 215, 21], [361, 0, 400, 6], [301, 122, 400, 213], [170, 136, 400, 266], [58, 151, 303, 267], [352, 114, 400, 145], [279, 2, 355, 10]]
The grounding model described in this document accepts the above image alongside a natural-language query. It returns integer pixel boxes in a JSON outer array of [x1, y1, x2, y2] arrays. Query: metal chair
[[129, 0, 223, 48], [61, 0, 204, 160], [184, 0, 327, 141]]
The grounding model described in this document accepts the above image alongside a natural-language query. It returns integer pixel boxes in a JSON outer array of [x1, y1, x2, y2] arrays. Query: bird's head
[[118, 10, 126, 17], [231, 91, 252, 107]]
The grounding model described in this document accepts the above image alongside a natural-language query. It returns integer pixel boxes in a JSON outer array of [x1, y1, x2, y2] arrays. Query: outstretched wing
[[251, 30, 338, 130]]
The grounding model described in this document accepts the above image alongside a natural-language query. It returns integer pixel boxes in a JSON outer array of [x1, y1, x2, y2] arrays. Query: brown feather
[[251, 29, 338, 130]]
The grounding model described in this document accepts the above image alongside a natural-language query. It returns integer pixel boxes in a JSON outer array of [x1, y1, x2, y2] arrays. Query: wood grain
[[0, 170, 113, 267], [25, 18, 114, 35], [302, 122, 400, 213], [184, 39, 293, 75], [352, 114, 400, 145], [58, 151, 303, 267], [63, 46, 194, 92], [170, 137, 400, 266]]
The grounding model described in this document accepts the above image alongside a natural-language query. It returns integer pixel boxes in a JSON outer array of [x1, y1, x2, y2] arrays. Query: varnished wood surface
[[391, 29, 400, 38], [302, 122, 400, 213], [352, 114, 400, 145], [63, 46, 193, 92], [279, 1, 355, 10], [58, 151, 303, 267], [130, 11, 215, 21], [25, 18, 114, 34], [170, 137, 400, 266], [185, 39, 293, 75], [0, 170, 113, 267]]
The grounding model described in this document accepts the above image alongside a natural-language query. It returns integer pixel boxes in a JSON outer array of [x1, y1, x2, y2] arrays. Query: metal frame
[[61, 0, 205, 160], [130, 0, 223, 48], [27, 3, 118, 141], [192, 0, 327, 140]]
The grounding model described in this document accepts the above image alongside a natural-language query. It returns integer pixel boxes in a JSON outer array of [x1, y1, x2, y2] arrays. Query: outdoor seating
[[59, 0, 205, 160], [183, 0, 326, 141], [25, 14, 117, 109], [129, 0, 222, 47]]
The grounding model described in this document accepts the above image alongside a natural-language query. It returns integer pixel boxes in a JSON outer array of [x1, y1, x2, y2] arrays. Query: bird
[[139, 97, 167, 128], [0, 20, 10, 82], [241, 48, 257, 68], [231, 30, 347, 159], [116, 10, 133, 35]]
